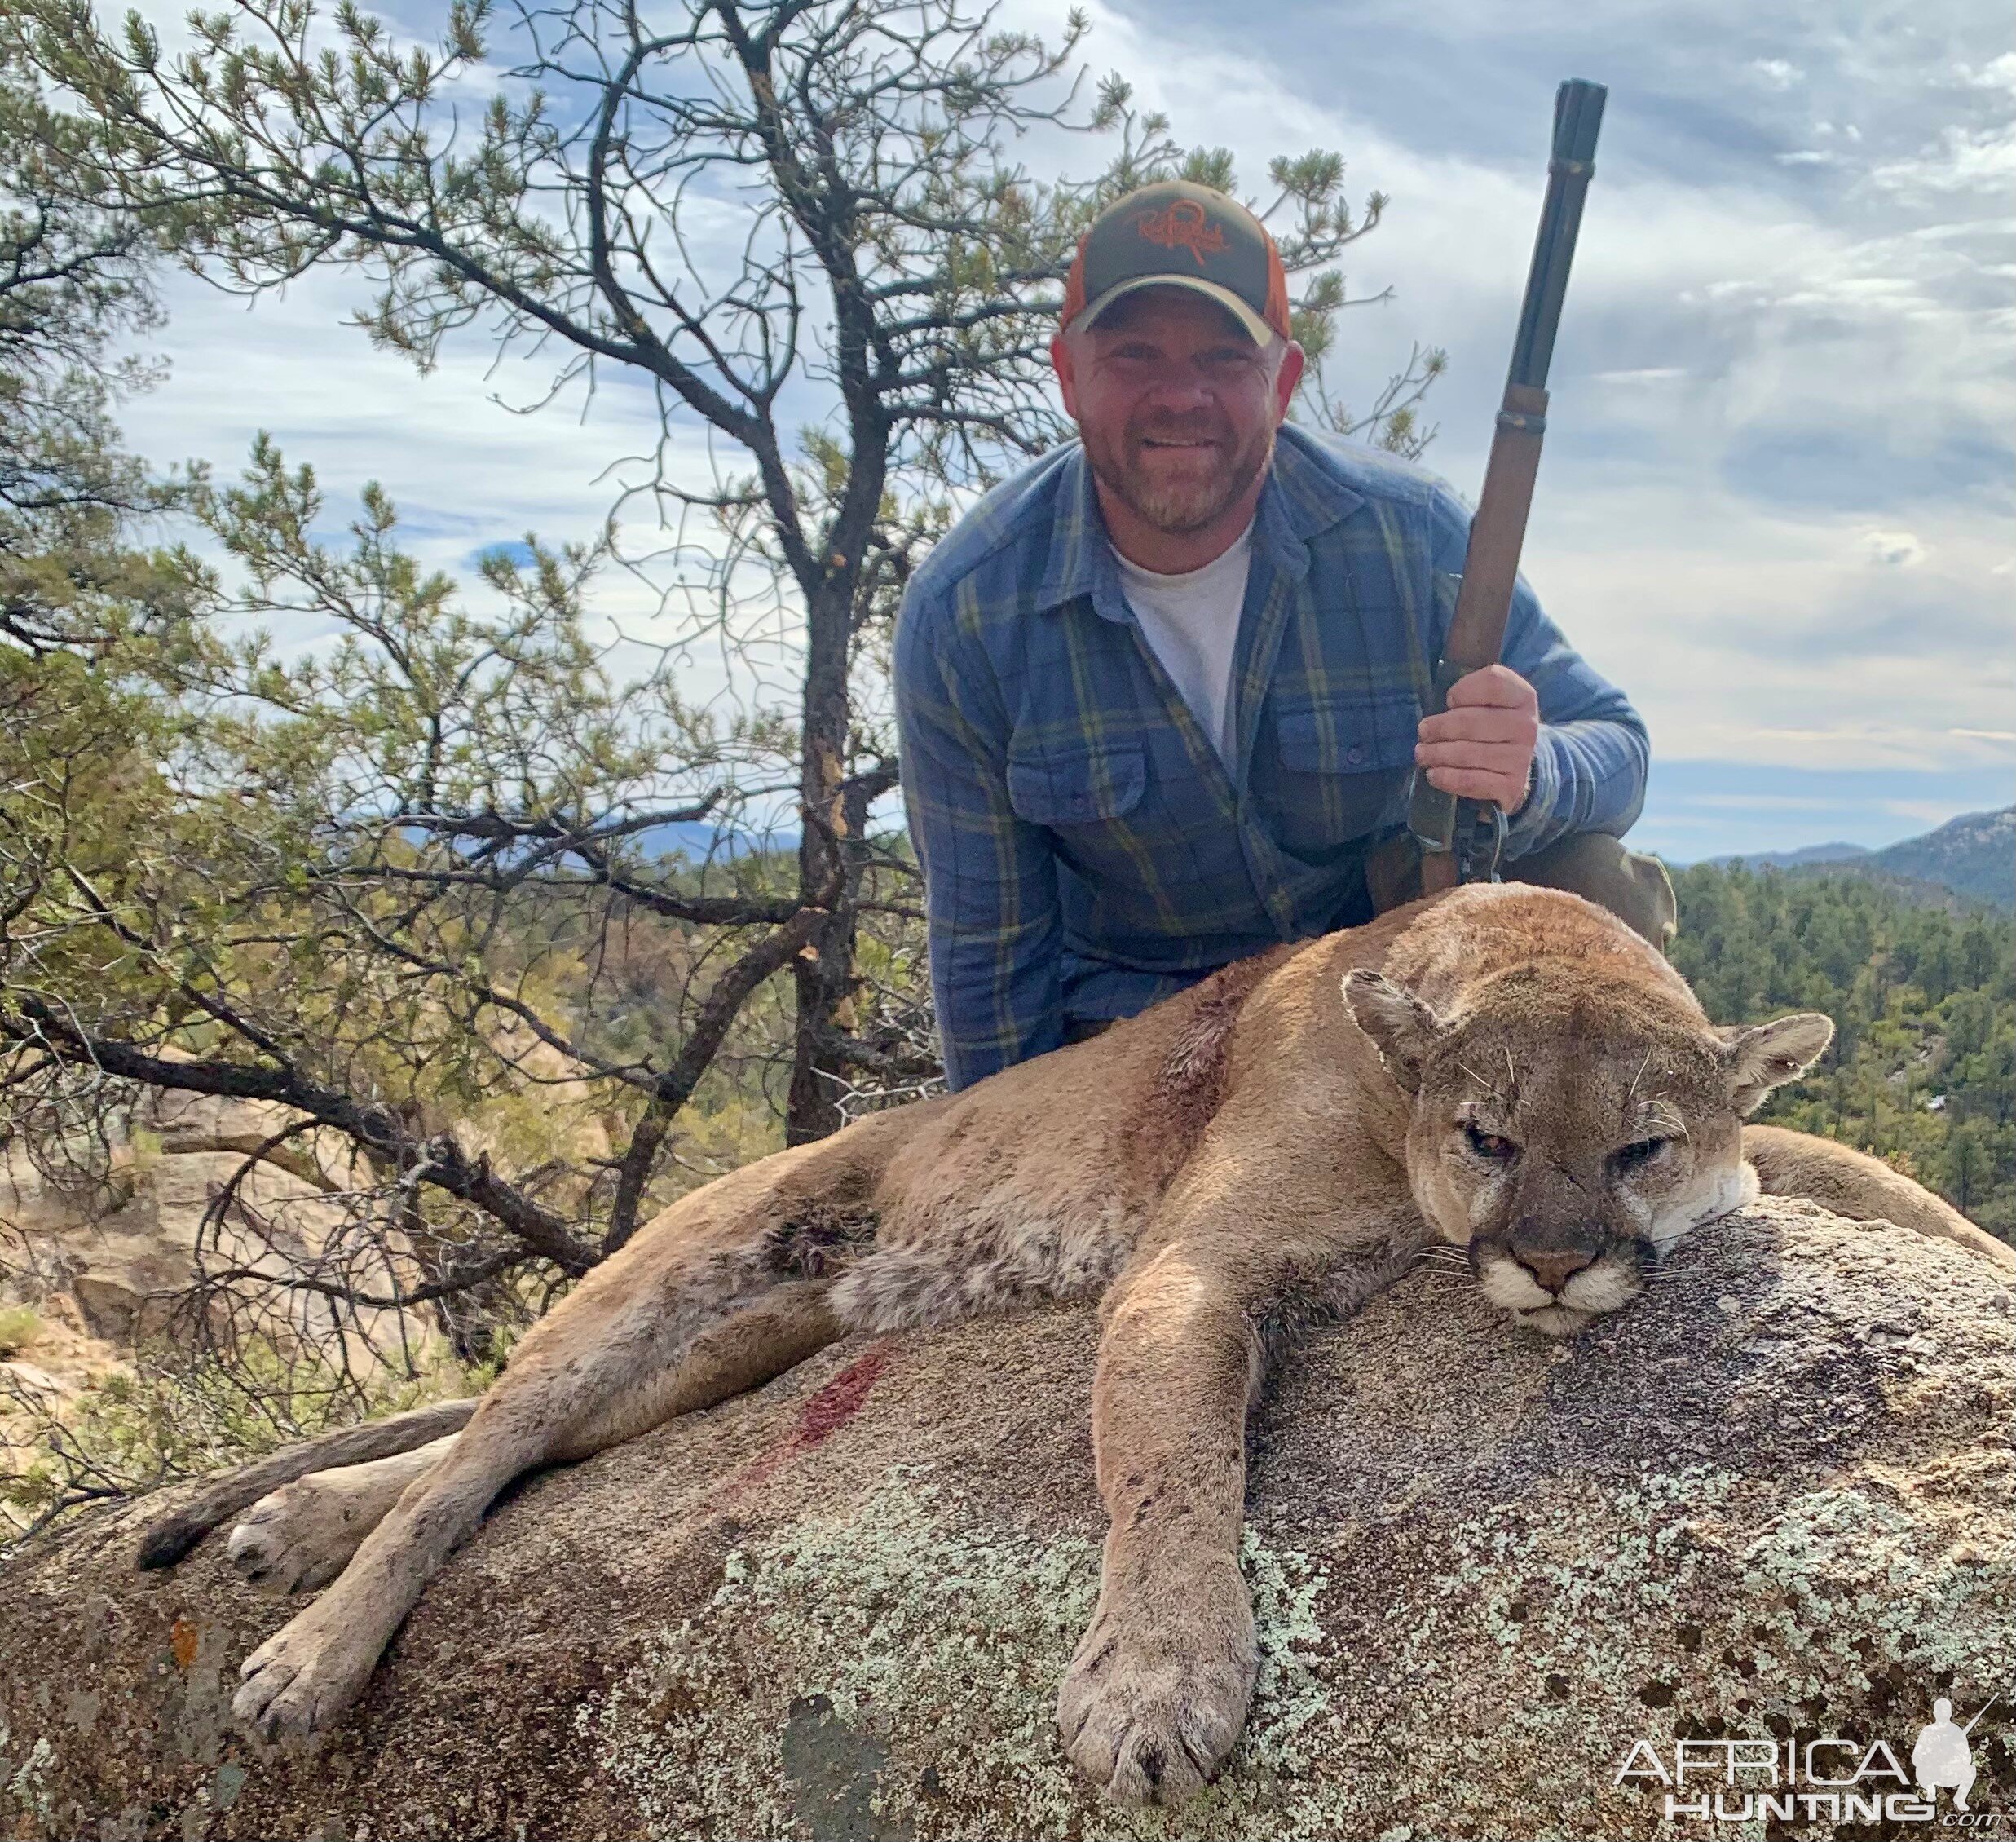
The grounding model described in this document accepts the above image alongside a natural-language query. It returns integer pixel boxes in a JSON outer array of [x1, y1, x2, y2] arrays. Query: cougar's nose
[[1515, 1247, 1596, 1294]]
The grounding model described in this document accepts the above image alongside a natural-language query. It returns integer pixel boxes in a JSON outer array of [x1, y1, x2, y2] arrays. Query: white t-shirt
[[1112, 519, 1256, 766]]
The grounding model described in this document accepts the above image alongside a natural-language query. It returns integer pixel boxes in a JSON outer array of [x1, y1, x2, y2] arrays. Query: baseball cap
[[1061, 180, 1294, 347]]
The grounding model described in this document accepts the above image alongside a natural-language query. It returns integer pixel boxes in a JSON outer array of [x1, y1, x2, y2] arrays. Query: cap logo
[[1136, 199, 1227, 267]]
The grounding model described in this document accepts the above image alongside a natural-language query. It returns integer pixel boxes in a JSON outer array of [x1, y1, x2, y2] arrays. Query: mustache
[[1127, 413, 1230, 445]]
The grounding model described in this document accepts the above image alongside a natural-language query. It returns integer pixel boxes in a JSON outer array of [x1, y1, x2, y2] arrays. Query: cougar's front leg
[[1057, 1241, 1266, 1807]]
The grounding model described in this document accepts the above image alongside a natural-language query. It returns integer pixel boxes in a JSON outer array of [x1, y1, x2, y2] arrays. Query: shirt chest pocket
[[1005, 744, 1146, 828], [1267, 692, 1419, 863], [1273, 692, 1419, 774]]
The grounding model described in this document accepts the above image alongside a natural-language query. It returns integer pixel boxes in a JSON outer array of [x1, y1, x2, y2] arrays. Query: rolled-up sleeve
[[893, 581, 1064, 1090], [1427, 483, 1649, 859]]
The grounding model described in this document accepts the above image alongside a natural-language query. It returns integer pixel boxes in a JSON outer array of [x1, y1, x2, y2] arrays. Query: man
[[894, 179, 1675, 1093]]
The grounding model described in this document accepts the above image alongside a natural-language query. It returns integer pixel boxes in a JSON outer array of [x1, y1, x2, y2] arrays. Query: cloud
[[1859, 530, 1926, 567], [1687, 794, 1853, 810], [1961, 52, 2016, 94], [1638, 757, 2014, 859], [1061, 0, 2012, 788], [97, 0, 2016, 859], [1873, 126, 2016, 197]]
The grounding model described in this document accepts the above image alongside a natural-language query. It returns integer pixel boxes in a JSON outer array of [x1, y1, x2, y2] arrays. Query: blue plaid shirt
[[894, 423, 1649, 1091]]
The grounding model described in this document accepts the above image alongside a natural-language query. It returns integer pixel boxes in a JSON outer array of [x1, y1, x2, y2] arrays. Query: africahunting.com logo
[[1615, 1695, 2005, 1826]]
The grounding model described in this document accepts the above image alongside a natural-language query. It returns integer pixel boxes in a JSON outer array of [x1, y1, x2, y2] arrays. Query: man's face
[[1052, 289, 1304, 538]]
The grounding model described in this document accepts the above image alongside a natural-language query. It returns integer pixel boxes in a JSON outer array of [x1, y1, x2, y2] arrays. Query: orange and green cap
[[1061, 180, 1294, 347]]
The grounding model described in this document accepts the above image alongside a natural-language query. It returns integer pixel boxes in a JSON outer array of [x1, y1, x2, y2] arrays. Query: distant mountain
[[1720, 806, 2014, 912], [1781, 865, 1981, 914], [641, 805, 2014, 906], [1705, 841, 1871, 871], [636, 820, 792, 862], [1859, 805, 2014, 910]]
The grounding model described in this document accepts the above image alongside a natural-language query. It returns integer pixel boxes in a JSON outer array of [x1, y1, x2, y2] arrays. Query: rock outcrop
[[0, 1196, 2009, 1839], [0, 1089, 439, 1433]]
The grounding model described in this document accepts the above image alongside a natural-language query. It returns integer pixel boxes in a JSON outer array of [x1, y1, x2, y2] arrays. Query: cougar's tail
[[1743, 1124, 2014, 1272], [135, 1396, 479, 1570]]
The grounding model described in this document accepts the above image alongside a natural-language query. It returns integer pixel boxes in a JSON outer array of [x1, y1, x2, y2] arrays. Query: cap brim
[[1068, 274, 1277, 347]]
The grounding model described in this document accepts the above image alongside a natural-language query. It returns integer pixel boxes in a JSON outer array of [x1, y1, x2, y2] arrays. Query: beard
[[1080, 404, 1276, 537]]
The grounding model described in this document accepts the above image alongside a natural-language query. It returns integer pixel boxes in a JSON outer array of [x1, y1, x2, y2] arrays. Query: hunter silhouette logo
[[1136, 199, 1228, 267], [1913, 1697, 1992, 1812]]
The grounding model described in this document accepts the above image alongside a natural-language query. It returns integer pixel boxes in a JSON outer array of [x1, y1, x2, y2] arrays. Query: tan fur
[[1742, 1122, 2011, 1265], [225, 1438, 457, 1595], [136, 884, 2013, 1803]]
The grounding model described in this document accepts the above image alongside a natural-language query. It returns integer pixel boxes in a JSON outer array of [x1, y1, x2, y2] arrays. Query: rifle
[[1405, 78, 1607, 895]]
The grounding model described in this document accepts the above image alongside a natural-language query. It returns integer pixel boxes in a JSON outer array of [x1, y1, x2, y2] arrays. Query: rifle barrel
[[1511, 80, 1607, 391], [1408, 78, 1606, 877]]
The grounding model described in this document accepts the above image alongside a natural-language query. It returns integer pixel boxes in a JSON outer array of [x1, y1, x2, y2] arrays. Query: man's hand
[[1414, 664, 1540, 813]]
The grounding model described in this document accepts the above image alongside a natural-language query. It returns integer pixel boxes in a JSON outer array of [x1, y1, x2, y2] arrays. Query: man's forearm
[[1503, 715, 1648, 859], [896, 594, 1070, 1092], [929, 913, 1065, 1091]]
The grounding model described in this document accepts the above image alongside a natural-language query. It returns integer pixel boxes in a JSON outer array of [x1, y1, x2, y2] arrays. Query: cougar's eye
[[1613, 1137, 1670, 1172], [1463, 1122, 1518, 1162]]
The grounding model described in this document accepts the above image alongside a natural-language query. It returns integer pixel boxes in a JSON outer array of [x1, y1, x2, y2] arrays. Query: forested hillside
[[1670, 863, 2014, 1241]]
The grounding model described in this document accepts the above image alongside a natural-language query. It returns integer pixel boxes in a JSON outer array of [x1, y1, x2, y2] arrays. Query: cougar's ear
[[1342, 970, 1445, 1095], [1716, 1013, 1834, 1115]]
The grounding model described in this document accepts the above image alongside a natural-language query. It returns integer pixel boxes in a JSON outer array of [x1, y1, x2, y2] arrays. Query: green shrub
[[0, 1305, 40, 1358]]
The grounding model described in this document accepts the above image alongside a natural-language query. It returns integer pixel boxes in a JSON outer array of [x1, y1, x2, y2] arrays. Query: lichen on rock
[[0, 1198, 2009, 1839]]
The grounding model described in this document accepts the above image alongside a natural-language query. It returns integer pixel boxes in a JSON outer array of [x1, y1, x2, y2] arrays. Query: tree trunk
[[786, 579, 860, 1145]]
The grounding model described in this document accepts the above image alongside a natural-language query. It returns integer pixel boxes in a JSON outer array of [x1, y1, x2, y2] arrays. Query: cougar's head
[[1343, 961, 1833, 1336]]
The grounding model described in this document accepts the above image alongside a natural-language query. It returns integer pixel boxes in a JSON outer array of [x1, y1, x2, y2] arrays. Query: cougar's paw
[[225, 1478, 369, 1595], [1056, 1563, 1257, 1806], [232, 1606, 381, 1742]]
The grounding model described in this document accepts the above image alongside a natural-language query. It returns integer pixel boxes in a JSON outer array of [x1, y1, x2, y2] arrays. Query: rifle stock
[[1409, 78, 1606, 894]]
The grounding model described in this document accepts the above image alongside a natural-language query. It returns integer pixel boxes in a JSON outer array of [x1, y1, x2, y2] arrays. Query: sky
[[107, 0, 2014, 862]]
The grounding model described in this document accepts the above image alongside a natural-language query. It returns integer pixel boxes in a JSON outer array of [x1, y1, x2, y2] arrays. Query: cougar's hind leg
[[550, 1279, 840, 1459], [1744, 1124, 2014, 1270], [227, 1182, 868, 1741], [222, 1283, 841, 1596], [135, 1397, 479, 1570], [226, 1436, 460, 1595]]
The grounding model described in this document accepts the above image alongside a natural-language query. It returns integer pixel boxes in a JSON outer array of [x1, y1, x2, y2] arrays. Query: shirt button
[[1347, 744, 1365, 766]]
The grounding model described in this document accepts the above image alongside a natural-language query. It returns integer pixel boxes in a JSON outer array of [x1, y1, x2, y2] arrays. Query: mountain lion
[[136, 883, 2011, 1805]]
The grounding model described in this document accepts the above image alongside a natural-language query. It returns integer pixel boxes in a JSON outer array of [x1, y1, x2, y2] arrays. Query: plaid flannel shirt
[[893, 423, 1649, 1091]]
